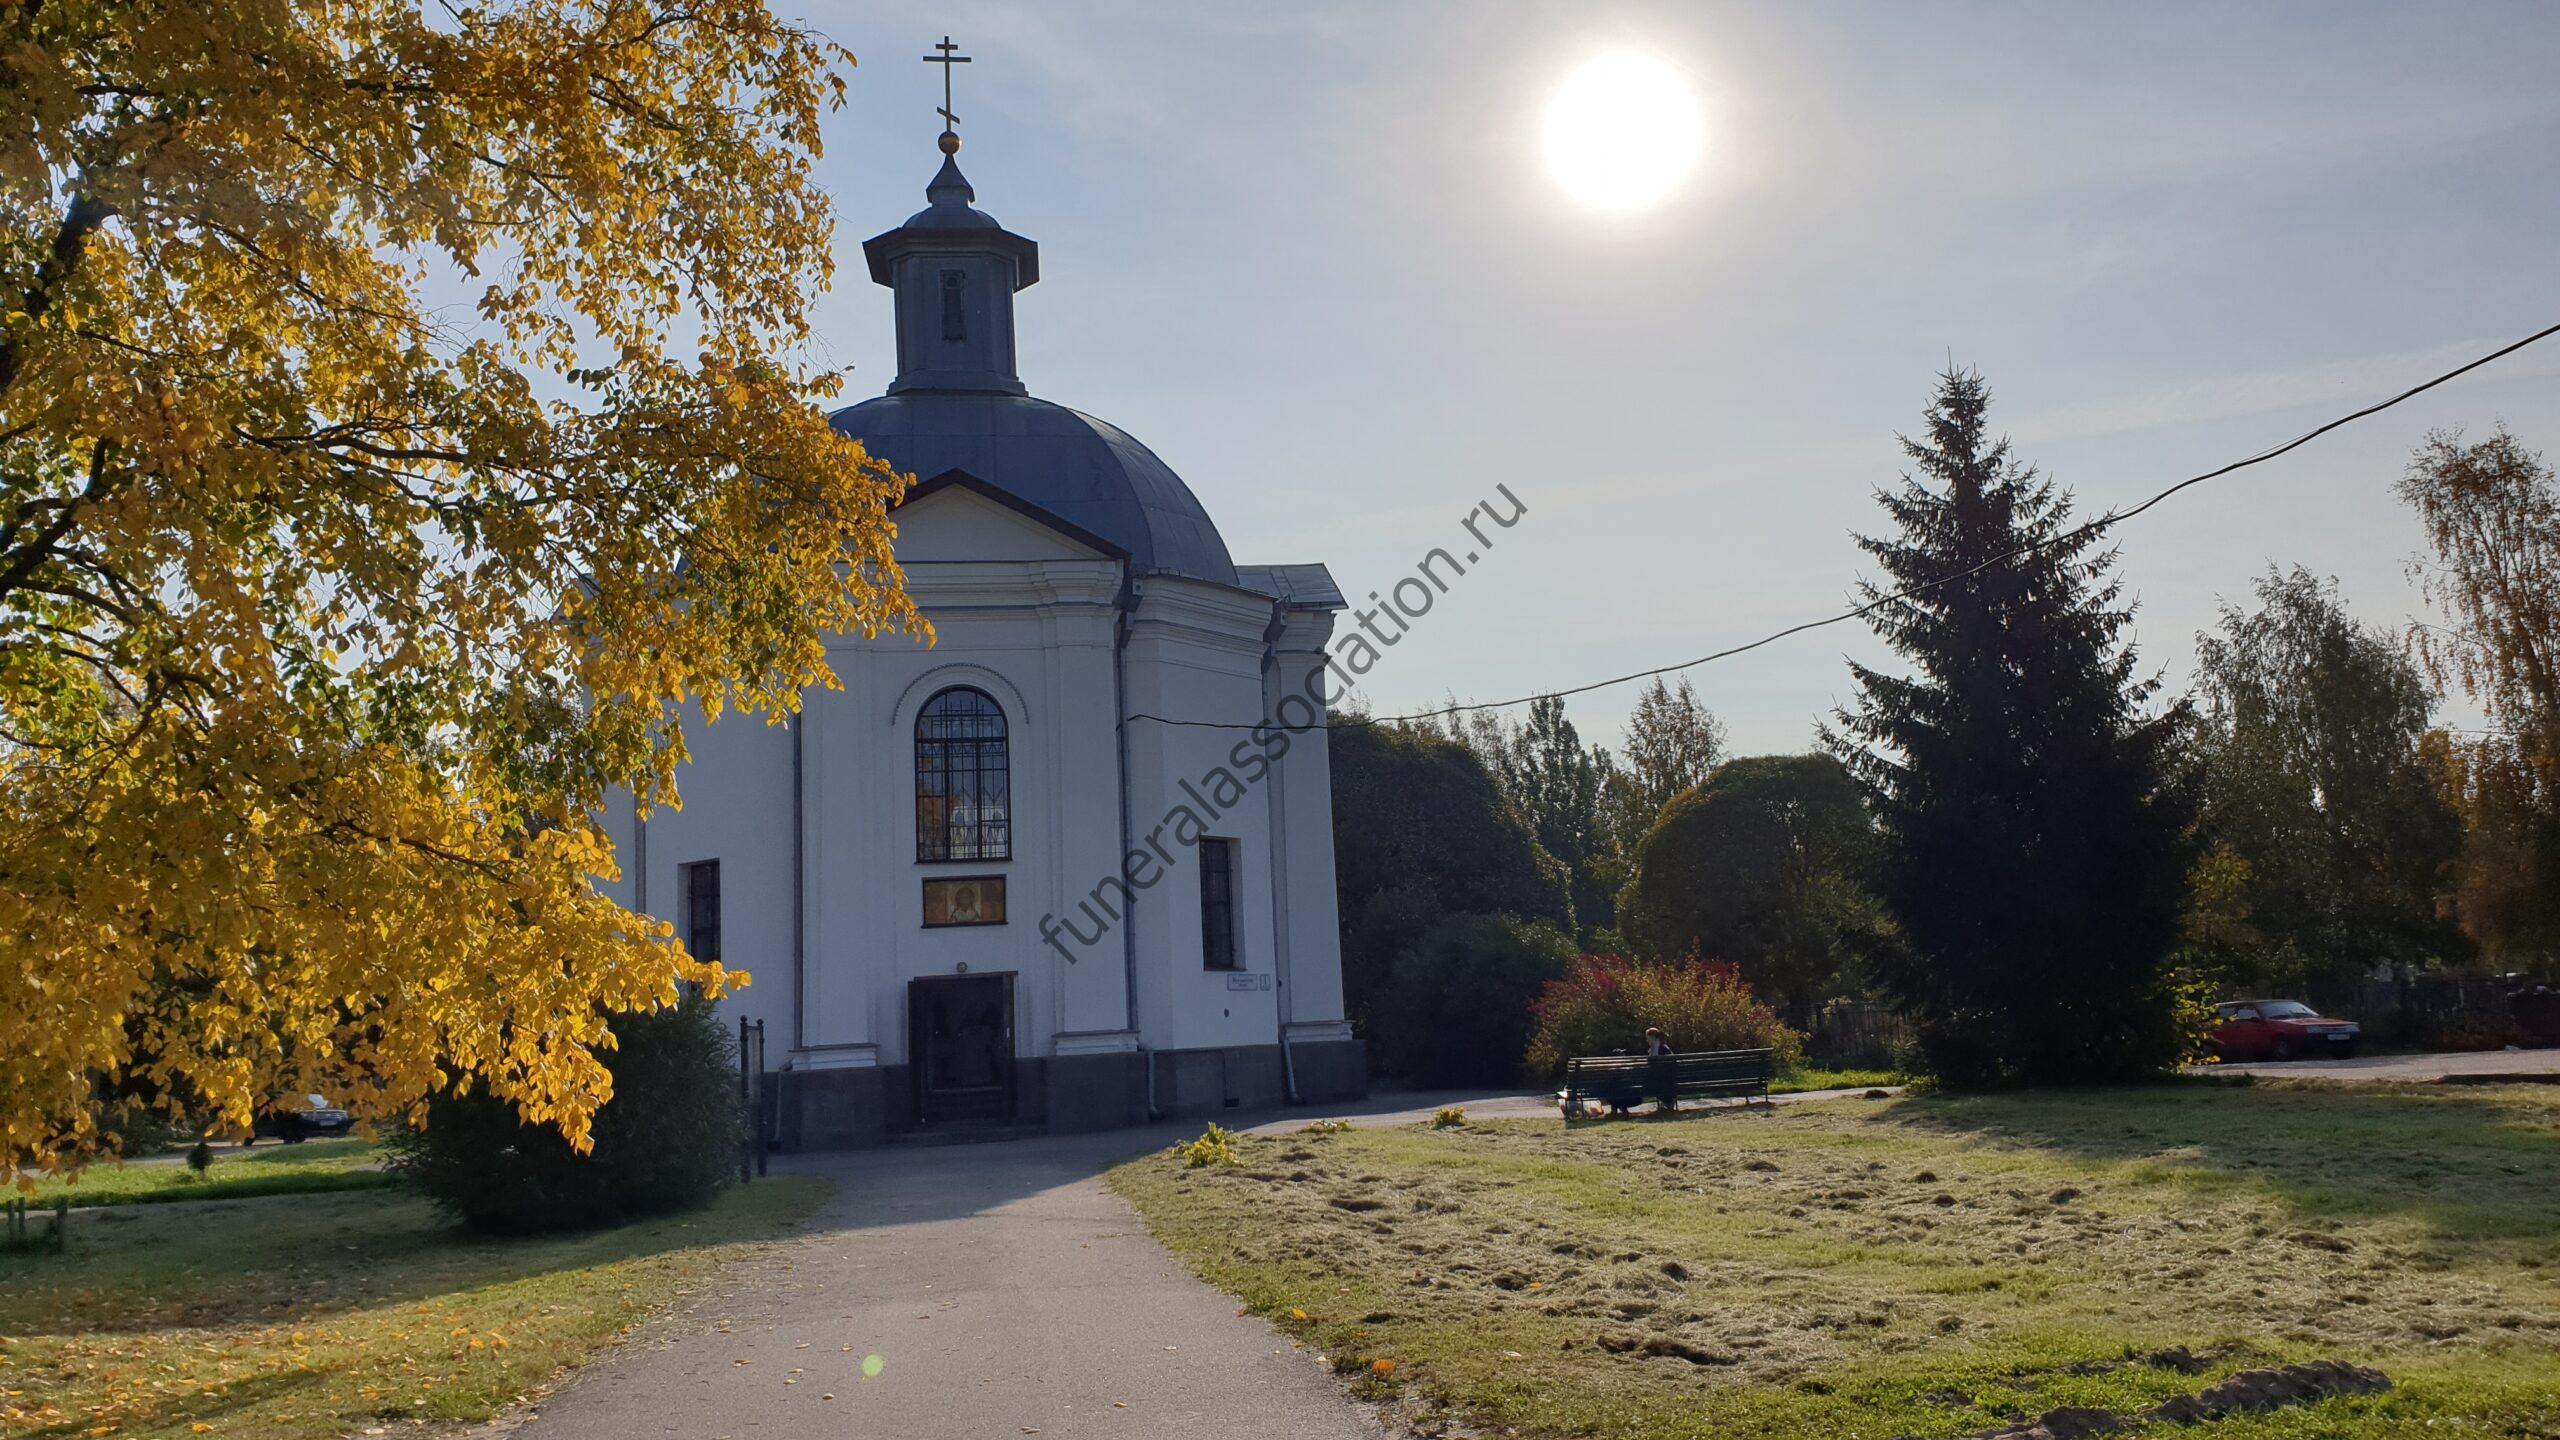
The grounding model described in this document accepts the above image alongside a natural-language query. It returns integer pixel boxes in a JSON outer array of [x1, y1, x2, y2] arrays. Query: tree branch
[[0, 190, 117, 397]]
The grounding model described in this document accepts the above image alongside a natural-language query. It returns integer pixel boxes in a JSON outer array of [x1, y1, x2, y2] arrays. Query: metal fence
[[2295, 973, 2544, 1047], [3, 1197, 68, 1252], [736, 1017, 771, 1180]]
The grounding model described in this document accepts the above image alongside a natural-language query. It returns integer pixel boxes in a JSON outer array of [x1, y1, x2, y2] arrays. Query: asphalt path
[[2200, 1046, 2560, 1083], [502, 1119, 1385, 1440]]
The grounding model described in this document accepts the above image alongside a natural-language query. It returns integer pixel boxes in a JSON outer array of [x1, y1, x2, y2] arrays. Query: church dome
[[836, 150, 1239, 587], [829, 390, 1240, 586]]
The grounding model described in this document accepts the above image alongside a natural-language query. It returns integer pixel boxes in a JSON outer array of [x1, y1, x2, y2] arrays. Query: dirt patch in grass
[[1113, 1084, 2560, 1440], [0, 1176, 828, 1439]]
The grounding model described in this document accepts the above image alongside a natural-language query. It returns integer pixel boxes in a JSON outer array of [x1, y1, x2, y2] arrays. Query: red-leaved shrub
[[1524, 954, 1803, 1080]]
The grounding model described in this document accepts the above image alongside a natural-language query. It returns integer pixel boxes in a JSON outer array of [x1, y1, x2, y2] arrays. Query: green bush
[[1328, 722, 1574, 934], [389, 995, 744, 1235], [1340, 885, 1451, 1041], [1330, 722, 1576, 1045], [1617, 753, 1886, 1013], [1525, 953, 1803, 1080], [1368, 912, 1576, 1087], [97, 1102, 197, 1158]]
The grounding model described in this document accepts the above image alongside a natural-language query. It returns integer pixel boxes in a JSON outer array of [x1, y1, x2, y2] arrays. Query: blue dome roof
[[830, 390, 1239, 587], [895, 154, 1007, 233]]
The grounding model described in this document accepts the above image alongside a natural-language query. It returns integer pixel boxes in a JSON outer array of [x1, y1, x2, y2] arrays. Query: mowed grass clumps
[[1110, 1084, 2560, 1439], [0, 1176, 828, 1439]]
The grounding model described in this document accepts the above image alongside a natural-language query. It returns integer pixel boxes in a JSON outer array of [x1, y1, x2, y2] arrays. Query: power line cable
[[1127, 319, 2560, 733]]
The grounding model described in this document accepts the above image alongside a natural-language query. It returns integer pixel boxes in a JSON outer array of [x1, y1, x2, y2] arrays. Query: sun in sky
[[1541, 49, 1707, 213]]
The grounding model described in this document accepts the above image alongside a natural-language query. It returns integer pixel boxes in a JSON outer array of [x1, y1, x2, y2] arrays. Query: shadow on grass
[[11, 1366, 329, 1440], [1873, 1080, 2560, 1243]]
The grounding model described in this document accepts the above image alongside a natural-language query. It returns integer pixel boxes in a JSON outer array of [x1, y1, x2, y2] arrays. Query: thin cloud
[[2016, 339, 2560, 447]]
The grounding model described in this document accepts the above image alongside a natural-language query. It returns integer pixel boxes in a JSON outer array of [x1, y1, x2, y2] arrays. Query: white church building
[[604, 139, 1366, 1146]]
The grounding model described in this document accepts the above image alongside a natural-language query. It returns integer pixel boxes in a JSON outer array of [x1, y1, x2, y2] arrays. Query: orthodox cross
[[924, 36, 971, 142]]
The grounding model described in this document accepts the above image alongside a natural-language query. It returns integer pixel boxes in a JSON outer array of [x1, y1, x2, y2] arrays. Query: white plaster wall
[[1118, 577, 1289, 1057], [1267, 613, 1352, 1038], [598, 706, 799, 1046], [800, 486, 1130, 1070]]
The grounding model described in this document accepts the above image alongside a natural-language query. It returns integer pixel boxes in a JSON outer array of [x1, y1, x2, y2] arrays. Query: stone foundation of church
[[1148, 1044, 1286, 1116], [1045, 1051, 1151, 1133], [766, 1040, 1368, 1151], [1286, 1037, 1369, 1105], [1145, 1041, 1368, 1114], [772, 1065, 889, 1151]]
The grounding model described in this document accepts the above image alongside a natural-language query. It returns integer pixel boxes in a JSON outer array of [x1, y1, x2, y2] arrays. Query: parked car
[[2209, 1000, 2360, 1061], [249, 1093, 354, 1144]]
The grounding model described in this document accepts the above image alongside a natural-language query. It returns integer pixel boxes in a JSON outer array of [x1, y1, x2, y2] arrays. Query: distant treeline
[[1331, 372, 2559, 1087]]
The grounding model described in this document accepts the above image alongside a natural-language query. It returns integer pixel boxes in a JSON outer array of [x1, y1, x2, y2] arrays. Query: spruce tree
[[1827, 369, 2194, 1086], [1503, 696, 1617, 936]]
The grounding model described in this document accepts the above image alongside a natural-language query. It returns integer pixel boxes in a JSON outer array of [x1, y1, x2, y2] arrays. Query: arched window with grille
[[915, 687, 1011, 862]]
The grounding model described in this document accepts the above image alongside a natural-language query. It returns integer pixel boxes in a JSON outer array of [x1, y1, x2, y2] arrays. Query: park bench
[[1560, 1047, 1775, 1124]]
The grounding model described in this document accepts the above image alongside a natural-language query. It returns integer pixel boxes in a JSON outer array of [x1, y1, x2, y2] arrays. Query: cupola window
[[940, 269, 966, 341]]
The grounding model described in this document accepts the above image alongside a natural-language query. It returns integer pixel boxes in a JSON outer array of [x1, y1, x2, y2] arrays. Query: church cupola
[[831, 40, 1242, 588], [862, 136, 1040, 397]]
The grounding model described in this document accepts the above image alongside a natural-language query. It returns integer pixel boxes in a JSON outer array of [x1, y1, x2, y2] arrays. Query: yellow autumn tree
[[0, 0, 923, 1176], [2401, 428, 2560, 966]]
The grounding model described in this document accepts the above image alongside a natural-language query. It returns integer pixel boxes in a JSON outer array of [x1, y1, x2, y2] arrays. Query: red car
[[2210, 1000, 2360, 1061]]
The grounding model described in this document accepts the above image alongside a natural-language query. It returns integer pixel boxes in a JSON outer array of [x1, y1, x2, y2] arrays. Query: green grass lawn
[[0, 1175, 828, 1439], [20, 1140, 400, 1210], [1774, 1067, 1906, 1094], [1114, 1082, 2560, 1440]]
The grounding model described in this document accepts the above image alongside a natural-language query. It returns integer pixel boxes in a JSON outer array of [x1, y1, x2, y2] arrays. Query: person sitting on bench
[[1644, 1027, 1678, 1112]]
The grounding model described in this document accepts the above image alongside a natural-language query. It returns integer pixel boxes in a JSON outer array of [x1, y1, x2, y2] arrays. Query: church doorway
[[908, 974, 1016, 1124]]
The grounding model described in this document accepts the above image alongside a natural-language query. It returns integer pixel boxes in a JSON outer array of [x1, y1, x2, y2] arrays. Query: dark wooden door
[[909, 974, 1015, 1123]]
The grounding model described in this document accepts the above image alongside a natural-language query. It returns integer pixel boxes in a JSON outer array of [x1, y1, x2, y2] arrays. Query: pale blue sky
[[792, 2, 2560, 754]]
